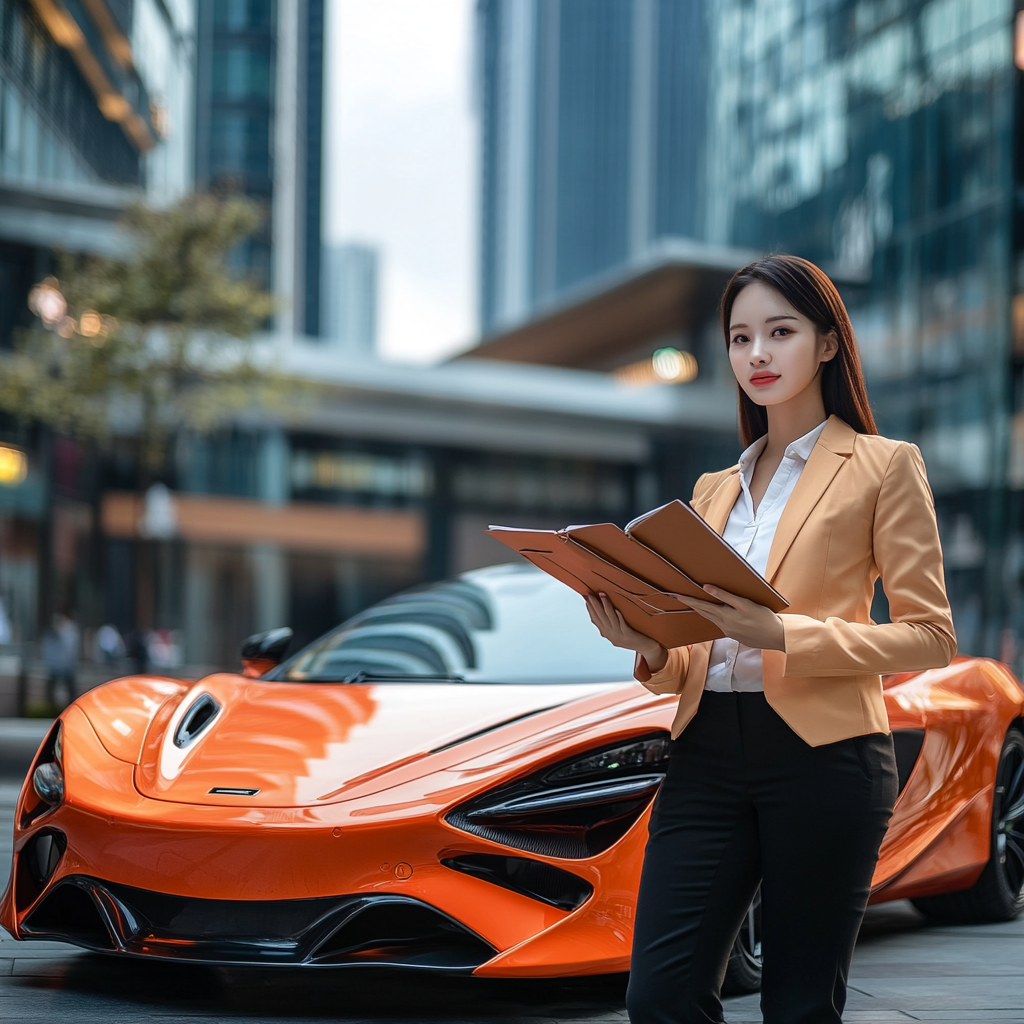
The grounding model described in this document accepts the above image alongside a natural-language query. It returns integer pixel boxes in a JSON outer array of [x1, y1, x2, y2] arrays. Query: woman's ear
[[819, 329, 840, 363]]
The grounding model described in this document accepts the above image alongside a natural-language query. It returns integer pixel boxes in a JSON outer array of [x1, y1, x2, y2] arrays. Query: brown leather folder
[[487, 500, 788, 649]]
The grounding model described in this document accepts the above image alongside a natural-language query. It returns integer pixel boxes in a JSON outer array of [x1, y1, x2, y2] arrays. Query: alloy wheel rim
[[996, 740, 1024, 898]]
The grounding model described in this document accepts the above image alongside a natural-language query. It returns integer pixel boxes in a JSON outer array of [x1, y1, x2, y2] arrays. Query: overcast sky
[[323, 0, 478, 364]]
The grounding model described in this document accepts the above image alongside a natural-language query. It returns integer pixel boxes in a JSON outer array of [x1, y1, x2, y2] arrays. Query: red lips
[[749, 373, 781, 387]]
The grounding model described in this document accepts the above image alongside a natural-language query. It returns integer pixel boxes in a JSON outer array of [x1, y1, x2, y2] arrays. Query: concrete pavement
[[0, 777, 1022, 1022]]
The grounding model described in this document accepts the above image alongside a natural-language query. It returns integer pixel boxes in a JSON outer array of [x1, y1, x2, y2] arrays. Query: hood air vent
[[174, 694, 221, 749]]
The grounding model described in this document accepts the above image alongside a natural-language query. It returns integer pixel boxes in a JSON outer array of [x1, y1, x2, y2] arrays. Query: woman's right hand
[[584, 592, 668, 672]]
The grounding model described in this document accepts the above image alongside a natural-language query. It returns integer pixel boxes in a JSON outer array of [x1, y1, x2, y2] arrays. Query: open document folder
[[487, 500, 789, 649]]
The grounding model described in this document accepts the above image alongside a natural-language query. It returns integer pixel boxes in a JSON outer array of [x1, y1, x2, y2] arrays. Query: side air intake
[[309, 897, 495, 968], [14, 829, 67, 911], [442, 853, 593, 910], [22, 879, 115, 949]]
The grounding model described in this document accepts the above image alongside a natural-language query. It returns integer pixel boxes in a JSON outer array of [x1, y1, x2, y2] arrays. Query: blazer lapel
[[765, 416, 855, 582], [698, 470, 741, 537]]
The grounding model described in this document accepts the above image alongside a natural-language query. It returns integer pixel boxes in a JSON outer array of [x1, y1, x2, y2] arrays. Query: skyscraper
[[194, 0, 324, 336], [321, 243, 379, 354], [477, 0, 707, 333]]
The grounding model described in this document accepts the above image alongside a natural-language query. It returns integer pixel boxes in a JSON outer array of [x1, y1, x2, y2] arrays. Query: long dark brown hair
[[720, 253, 877, 447]]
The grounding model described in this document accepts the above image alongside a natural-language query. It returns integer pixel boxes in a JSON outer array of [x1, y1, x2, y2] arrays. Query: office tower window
[[196, 0, 323, 333]]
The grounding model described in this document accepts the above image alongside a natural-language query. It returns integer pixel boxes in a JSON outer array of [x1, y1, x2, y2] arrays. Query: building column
[[251, 428, 289, 632], [183, 546, 212, 667], [250, 544, 287, 632]]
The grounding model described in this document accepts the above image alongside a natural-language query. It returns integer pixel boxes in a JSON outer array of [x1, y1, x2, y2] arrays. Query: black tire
[[912, 726, 1024, 923], [722, 891, 762, 996]]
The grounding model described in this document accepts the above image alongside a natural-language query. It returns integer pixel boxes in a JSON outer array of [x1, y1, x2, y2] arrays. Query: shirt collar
[[737, 419, 828, 489]]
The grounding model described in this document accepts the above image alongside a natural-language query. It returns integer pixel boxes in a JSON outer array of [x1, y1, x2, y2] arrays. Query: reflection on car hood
[[133, 675, 626, 807]]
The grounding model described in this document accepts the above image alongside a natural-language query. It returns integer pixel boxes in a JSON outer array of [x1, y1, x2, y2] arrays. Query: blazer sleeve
[[634, 645, 691, 693], [632, 474, 705, 694], [780, 442, 956, 678]]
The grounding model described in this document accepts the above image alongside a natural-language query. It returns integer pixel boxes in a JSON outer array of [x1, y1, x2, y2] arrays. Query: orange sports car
[[3, 564, 1023, 994]]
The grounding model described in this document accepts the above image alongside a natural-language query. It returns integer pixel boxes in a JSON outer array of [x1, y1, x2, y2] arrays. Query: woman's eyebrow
[[729, 314, 797, 330]]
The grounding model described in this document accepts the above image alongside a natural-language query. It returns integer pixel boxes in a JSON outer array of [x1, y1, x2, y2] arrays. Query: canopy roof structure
[[461, 240, 758, 372]]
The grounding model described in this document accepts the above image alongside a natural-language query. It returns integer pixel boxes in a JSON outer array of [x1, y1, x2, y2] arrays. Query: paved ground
[[1, 777, 1022, 1023]]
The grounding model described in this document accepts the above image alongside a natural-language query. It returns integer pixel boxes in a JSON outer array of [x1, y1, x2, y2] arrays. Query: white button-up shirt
[[704, 420, 827, 693]]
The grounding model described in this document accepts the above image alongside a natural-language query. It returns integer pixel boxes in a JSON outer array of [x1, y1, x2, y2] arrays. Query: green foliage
[[0, 193, 295, 470]]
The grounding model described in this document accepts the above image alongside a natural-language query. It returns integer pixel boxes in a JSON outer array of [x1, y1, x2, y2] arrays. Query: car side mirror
[[240, 627, 293, 678]]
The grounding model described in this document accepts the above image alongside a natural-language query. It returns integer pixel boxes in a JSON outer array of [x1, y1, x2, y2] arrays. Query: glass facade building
[[0, 0, 140, 191], [478, 0, 1021, 662], [321, 243, 379, 353], [701, 0, 1015, 659]]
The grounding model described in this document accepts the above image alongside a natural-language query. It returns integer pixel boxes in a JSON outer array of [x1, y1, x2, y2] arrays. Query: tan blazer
[[635, 415, 956, 747]]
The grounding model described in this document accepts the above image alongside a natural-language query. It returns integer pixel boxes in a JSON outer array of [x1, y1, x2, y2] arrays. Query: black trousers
[[626, 692, 897, 1024]]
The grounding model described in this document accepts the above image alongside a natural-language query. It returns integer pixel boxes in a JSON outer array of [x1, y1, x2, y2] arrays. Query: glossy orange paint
[[2, 656, 1021, 976]]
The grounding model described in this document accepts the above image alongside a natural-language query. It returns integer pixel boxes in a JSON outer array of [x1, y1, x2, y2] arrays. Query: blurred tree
[[0, 194, 296, 636], [0, 193, 284, 474]]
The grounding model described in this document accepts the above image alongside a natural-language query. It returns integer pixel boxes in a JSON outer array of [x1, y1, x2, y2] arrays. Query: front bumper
[[20, 874, 496, 969]]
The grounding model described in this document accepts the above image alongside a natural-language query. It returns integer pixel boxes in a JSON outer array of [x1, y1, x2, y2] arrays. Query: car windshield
[[271, 564, 635, 684]]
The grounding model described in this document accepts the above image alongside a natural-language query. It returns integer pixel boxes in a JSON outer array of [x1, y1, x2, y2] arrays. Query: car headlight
[[22, 722, 64, 827], [32, 762, 64, 805], [545, 735, 671, 783]]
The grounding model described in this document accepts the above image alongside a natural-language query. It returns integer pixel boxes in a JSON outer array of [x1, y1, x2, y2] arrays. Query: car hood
[[133, 674, 627, 807]]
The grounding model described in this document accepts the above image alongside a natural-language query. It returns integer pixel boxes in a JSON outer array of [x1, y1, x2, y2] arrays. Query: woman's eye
[[731, 334, 748, 345], [772, 327, 791, 337]]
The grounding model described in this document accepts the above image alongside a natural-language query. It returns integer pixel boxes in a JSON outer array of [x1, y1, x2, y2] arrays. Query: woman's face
[[727, 282, 838, 408]]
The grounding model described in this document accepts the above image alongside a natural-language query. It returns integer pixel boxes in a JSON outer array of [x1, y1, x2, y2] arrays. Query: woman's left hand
[[681, 586, 786, 651]]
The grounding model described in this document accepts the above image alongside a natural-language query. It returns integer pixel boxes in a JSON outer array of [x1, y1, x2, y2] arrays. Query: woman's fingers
[[584, 595, 607, 631], [701, 584, 750, 610], [685, 596, 728, 627], [585, 592, 644, 648], [585, 593, 616, 638]]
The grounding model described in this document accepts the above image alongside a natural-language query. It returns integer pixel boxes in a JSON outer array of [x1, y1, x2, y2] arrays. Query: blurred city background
[[0, 0, 1017, 714]]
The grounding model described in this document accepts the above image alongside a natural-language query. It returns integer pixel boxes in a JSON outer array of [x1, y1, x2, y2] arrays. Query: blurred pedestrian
[[127, 628, 149, 675], [42, 611, 79, 707], [95, 623, 126, 664]]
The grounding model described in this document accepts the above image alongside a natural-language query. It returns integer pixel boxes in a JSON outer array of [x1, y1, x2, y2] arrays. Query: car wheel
[[912, 726, 1024, 923], [722, 890, 762, 995]]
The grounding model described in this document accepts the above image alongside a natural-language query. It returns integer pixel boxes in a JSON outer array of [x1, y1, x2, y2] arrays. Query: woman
[[586, 254, 955, 1024]]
